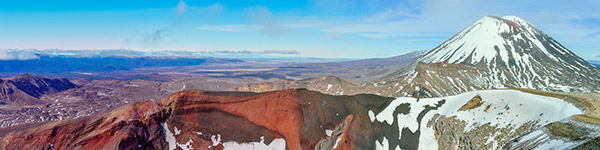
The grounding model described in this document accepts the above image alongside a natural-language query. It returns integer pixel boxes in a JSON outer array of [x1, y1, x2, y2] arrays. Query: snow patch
[[211, 134, 222, 146], [176, 138, 194, 150], [368, 110, 376, 122], [418, 89, 583, 149], [333, 137, 342, 148], [326, 130, 333, 136], [370, 89, 583, 150], [375, 137, 389, 150], [223, 136, 286, 150], [161, 122, 177, 150], [374, 97, 438, 134], [174, 126, 181, 135]]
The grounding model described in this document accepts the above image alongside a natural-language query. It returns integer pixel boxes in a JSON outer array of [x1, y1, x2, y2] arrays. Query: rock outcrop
[[0, 79, 170, 128], [232, 75, 381, 96], [0, 74, 79, 106]]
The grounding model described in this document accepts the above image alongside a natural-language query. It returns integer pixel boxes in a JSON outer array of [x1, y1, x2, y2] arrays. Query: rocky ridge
[[1, 88, 596, 149], [232, 75, 381, 96], [0, 74, 78, 106]]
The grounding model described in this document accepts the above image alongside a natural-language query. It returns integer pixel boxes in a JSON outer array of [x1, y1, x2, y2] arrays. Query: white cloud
[[207, 3, 224, 13], [244, 5, 287, 36], [196, 24, 253, 32], [195, 20, 332, 33], [263, 49, 298, 55], [176, 0, 223, 15], [198, 3, 225, 23], [123, 28, 174, 47], [175, 1, 224, 23], [194, 49, 299, 55], [0, 50, 40, 60], [0, 50, 14, 60], [126, 1, 228, 48], [395, 38, 446, 43], [322, 0, 600, 48], [175, 0, 187, 14], [322, 20, 451, 39]]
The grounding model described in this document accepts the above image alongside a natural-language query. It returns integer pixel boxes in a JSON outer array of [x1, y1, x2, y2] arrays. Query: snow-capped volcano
[[421, 16, 593, 71], [377, 16, 600, 97]]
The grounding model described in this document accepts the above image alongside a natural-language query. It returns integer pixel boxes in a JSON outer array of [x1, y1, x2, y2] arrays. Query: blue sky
[[0, 0, 599, 59]]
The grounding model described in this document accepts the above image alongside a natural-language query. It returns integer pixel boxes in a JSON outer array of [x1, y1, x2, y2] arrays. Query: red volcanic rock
[[315, 115, 354, 150], [0, 99, 167, 150], [0, 89, 395, 150], [167, 89, 304, 150]]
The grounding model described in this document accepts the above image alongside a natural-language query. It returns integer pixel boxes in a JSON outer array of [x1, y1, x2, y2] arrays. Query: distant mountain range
[[271, 50, 426, 82], [0, 54, 241, 74], [230, 51, 427, 94], [0, 49, 303, 60], [232, 75, 380, 95], [590, 60, 600, 68], [0, 74, 78, 106]]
